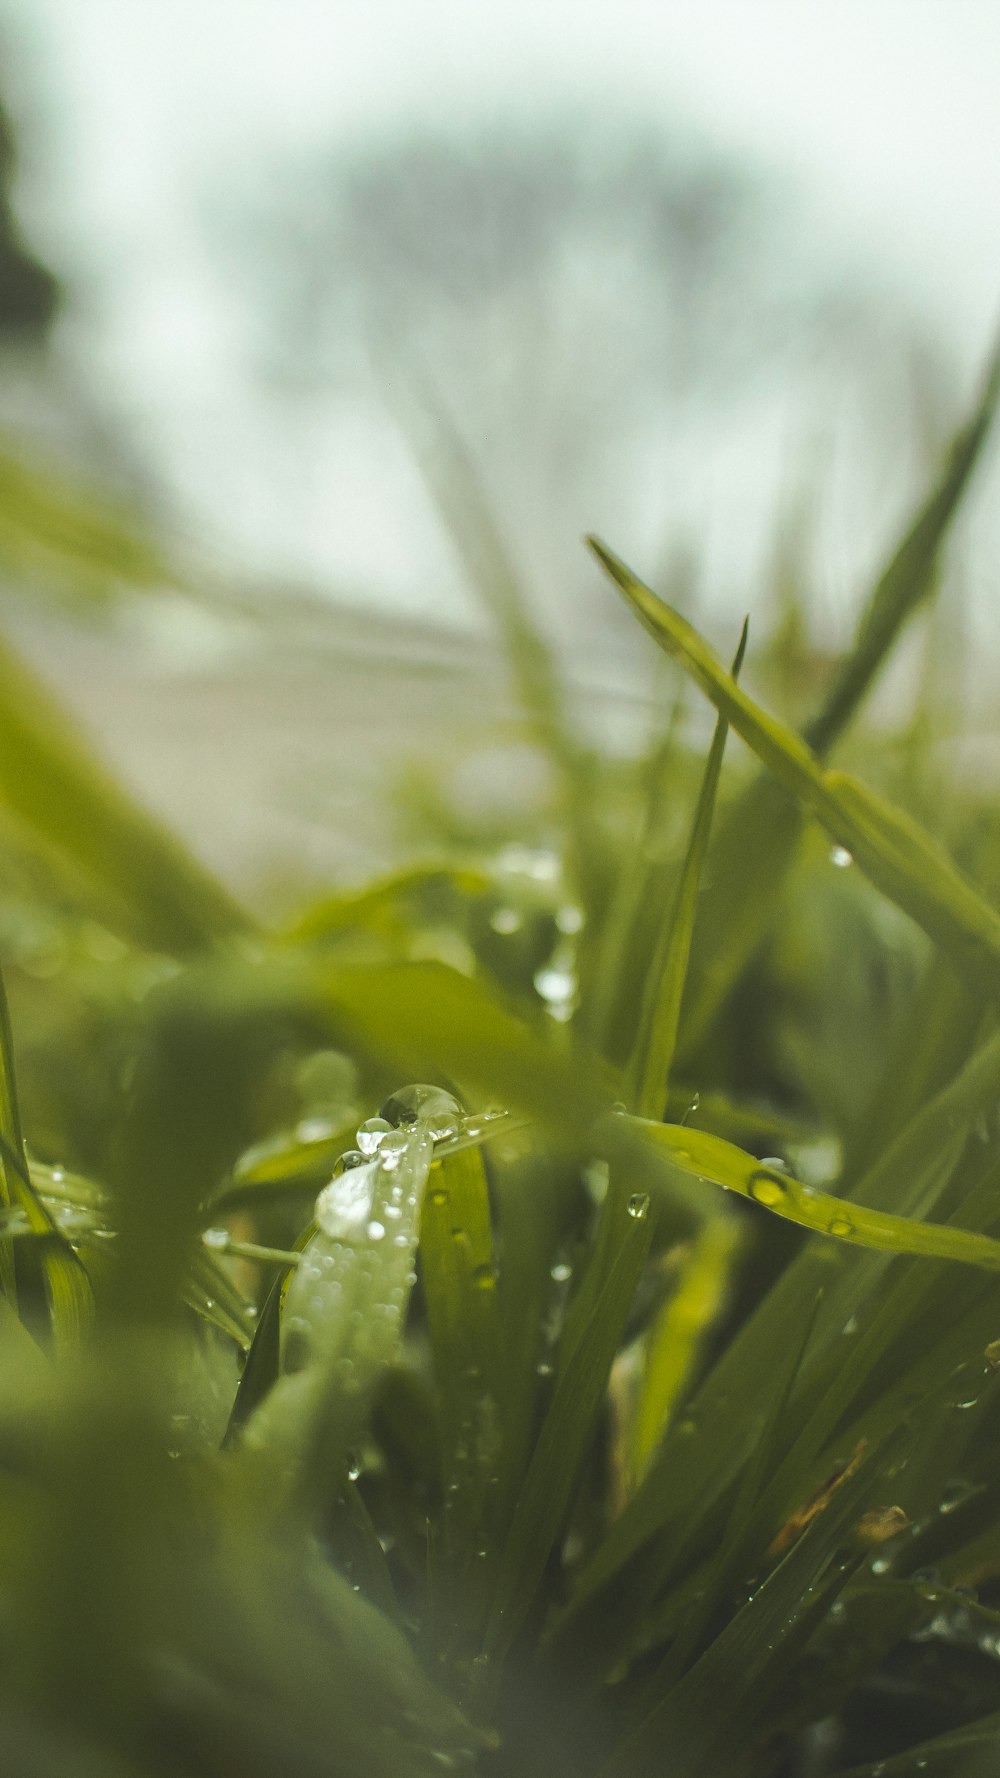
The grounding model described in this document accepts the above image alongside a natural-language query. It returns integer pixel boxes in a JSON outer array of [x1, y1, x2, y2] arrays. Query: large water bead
[[379, 1083, 463, 1129], [314, 1160, 379, 1241]]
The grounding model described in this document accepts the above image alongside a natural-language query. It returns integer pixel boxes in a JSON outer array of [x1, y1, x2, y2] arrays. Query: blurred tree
[[0, 88, 58, 340], [216, 117, 937, 647]]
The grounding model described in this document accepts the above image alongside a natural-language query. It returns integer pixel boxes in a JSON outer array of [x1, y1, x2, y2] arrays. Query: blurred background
[[0, 0, 999, 907]]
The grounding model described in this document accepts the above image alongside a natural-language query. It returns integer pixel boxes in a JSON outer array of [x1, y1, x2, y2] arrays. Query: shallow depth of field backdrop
[[2, 5, 1000, 1778]]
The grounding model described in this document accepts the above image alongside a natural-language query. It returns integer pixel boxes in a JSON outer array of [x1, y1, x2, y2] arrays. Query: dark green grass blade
[[602, 1427, 913, 1778], [0, 972, 92, 1352], [0, 630, 251, 954], [558, 1018, 1000, 1633], [590, 538, 1000, 1002], [626, 622, 746, 1119], [482, 1183, 654, 1671], [419, 1141, 503, 1641]]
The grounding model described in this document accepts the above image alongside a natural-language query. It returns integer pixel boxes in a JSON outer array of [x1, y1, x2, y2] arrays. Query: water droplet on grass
[[380, 1084, 462, 1128], [357, 1117, 392, 1154], [315, 1162, 378, 1240], [830, 845, 853, 868], [827, 1216, 854, 1238], [201, 1227, 229, 1252], [333, 1149, 365, 1175], [626, 1193, 650, 1220], [550, 1261, 572, 1283], [749, 1169, 788, 1206], [490, 905, 522, 935]]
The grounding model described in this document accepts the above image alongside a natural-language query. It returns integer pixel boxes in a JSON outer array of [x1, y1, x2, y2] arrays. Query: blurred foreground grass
[[0, 340, 999, 1777]]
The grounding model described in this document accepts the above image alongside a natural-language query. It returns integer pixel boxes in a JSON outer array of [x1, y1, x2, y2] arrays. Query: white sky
[[3, 0, 1000, 626]]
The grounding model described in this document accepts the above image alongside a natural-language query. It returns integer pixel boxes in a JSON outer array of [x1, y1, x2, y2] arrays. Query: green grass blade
[[657, 337, 1000, 1053], [0, 629, 252, 954], [419, 1141, 503, 1643], [634, 1117, 1000, 1272], [589, 539, 1000, 1002], [627, 622, 747, 1119], [558, 1020, 1000, 1629], [804, 331, 1000, 756], [371, 342, 597, 896], [482, 1185, 654, 1669], [602, 1427, 913, 1778], [0, 969, 92, 1352], [0, 439, 169, 611], [631, 1213, 739, 1486]]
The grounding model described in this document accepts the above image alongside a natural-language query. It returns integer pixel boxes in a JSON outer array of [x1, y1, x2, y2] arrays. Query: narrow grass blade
[[655, 335, 1000, 1051], [602, 1427, 913, 1778], [420, 1141, 503, 1642], [0, 439, 169, 610], [0, 630, 252, 954], [0, 970, 92, 1352], [589, 539, 1000, 1002], [482, 1184, 653, 1669], [631, 1214, 739, 1487], [370, 340, 599, 899], [559, 1020, 1000, 1629], [627, 622, 747, 1119], [804, 330, 1000, 755]]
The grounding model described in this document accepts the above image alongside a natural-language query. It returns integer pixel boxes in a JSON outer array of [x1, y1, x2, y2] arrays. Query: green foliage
[[1, 333, 1000, 1778]]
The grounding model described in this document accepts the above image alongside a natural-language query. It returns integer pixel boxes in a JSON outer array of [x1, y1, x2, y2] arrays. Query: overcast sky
[[3, 0, 1000, 627]]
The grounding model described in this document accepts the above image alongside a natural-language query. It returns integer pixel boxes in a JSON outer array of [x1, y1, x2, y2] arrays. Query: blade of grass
[[481, 1183, 654, 1673], [633, 1117, 1000, 1272], [419, 1139, 503, 1643], [590, 538, 1000, 1004], [0, 629, 252, 955], [626, 622, 747, 1119], [371, 337, 599, 901], [558, 1018, 1000, 1636], [0, 972, 92, 1353], [630, 1214, 740, 1488], [666, 332, 1000, 1052]]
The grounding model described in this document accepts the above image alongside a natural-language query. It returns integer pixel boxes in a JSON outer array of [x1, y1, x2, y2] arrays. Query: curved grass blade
[[589, 538, 1000, 1002], [633, 1117, 1000, 1273], [626, 621, 747, 1119], [647, 333, 1000, 1052]]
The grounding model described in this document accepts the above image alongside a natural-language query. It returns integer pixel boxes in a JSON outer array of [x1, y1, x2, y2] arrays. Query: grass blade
[[626, 621, 747, 1118], [589, 539, 1000, 1002], [0, 629, 252, 954], [634, 1117, 1000, 1272]]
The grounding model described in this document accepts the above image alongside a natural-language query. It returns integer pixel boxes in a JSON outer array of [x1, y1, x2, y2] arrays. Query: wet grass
[[0, 339, 999, 1776]]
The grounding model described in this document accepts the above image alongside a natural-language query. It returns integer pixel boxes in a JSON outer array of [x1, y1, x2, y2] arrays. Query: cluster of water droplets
[[280, 1086, 516, 1378]]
